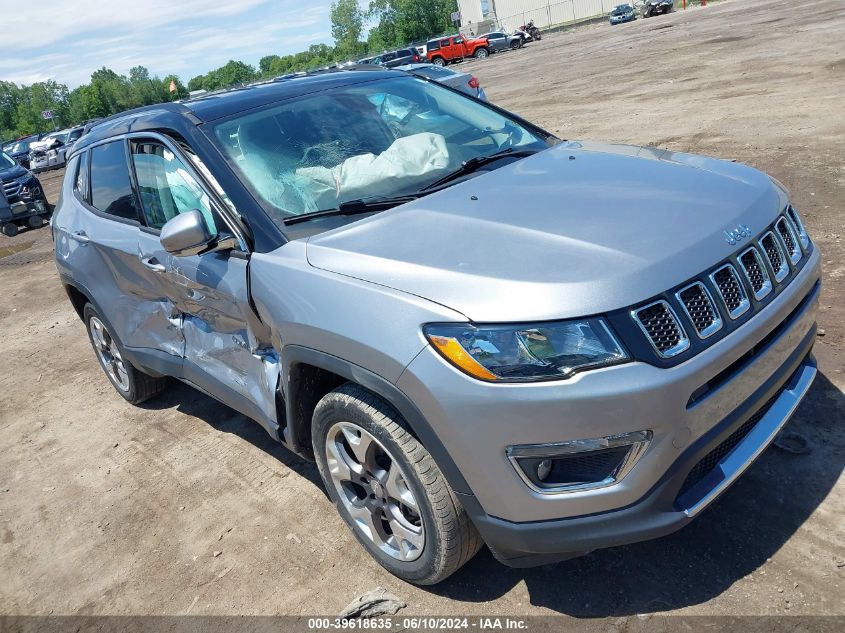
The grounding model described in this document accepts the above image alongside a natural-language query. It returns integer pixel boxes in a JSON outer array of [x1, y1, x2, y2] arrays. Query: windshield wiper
[[282, 194, 420, 225], [421, 148, 538, 191]]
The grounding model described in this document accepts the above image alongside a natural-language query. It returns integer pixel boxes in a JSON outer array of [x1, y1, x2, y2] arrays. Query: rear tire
[[83, 303, 167, 404], [27, 216, 43, 229], [431, 56, 446, 67], [313, 383, 482, 585], [1, 223, 19, 237]]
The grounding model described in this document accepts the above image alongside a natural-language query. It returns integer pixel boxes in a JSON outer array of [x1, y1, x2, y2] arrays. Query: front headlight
[[424, 318, 629, 382]]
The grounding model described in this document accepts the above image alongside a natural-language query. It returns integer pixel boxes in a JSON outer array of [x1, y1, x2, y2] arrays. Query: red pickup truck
[[425, 35, 490, 66]]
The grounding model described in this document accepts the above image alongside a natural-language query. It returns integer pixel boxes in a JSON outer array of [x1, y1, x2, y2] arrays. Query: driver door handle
[[140, 256, 166, 273]]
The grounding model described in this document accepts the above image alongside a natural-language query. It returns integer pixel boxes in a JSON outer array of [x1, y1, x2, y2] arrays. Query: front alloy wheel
[[313, 383, 482, 584], [325, 422, 424, 561]]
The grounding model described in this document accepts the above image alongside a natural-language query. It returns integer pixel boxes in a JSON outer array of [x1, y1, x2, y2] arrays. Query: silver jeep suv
[[53, 69, 821, 585]]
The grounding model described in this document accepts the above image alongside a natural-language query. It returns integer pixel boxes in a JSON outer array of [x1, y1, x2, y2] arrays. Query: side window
[[131, 140, 219, 234], [439, 39, 449, 48], [89, 141, 139, 220], [453, 37, 464, 45], [428, 40, 440, 51], [74, 151, 89, 201]]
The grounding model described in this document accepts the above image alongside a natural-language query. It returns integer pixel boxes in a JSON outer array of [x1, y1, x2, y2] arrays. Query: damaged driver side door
[[129, 136, 280, 432]]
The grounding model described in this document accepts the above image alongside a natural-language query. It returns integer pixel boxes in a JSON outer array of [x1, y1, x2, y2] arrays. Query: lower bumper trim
[[679, 359, 816, 517]]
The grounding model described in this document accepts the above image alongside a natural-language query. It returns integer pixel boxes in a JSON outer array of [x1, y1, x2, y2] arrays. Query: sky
[[0, 0, 338, 88]]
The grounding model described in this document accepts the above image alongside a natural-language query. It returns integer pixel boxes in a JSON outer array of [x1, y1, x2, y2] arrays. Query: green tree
[[162, 74, 189, 100], [259, 54, 282, 76], [368, 0, 457, 48], [187, 75, 206, 92], [331, 0, 365, 57]]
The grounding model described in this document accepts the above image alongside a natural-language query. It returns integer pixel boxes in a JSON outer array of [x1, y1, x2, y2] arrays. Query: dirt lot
[[1, 0, 843, 619]]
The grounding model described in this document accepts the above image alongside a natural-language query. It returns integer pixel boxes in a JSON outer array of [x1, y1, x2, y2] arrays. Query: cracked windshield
[[213, 76, 546, 220]]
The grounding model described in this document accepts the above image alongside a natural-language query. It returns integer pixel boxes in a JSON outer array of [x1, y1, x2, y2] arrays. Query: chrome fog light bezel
[[507, 430, 652, 495]]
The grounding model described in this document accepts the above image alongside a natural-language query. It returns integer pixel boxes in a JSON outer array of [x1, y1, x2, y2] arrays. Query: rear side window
[[89, 141, 139, 220], [74, 151, 89, 201], [427, 40, 440, 51]]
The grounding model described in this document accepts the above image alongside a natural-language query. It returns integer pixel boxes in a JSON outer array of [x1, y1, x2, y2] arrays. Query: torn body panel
[[166, 250, 280, 433]]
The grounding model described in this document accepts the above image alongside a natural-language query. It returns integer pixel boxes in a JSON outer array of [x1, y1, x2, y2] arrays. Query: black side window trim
[[76, 139, 144, 228]]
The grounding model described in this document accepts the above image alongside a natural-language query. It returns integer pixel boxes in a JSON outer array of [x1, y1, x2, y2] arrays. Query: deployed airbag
[[296, 132, 450, 210]]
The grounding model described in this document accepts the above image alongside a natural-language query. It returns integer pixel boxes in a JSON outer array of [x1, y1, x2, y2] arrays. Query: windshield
[[212, 76, 547, 222], [0, 151, 15, 169], [10, 139, 34, 154], [612, 5, 631, 13]]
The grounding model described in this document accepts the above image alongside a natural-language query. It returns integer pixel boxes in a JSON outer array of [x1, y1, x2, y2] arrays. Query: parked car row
[[357, 25, 533, 71], [1, 126, 85, 173], [609, 0, 674, 24]]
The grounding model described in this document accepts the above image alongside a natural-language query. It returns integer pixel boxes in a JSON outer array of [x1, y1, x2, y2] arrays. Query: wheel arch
[[281, 345, 474, 496]]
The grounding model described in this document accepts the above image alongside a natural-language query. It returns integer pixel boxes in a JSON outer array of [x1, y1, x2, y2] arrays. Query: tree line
[[1, 0, 458, 141]]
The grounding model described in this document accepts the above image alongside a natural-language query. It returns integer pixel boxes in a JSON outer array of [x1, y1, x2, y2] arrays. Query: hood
[[306, 141, 785, 323], [0, 163, 27, 181]]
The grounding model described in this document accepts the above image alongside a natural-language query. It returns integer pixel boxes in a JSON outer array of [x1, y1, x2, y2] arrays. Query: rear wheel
[[313, 383, 482, 585], [83, 304, 167, 404], [1, 223, 19, 237], [27, 216, 43, 229], [431, 56, 446, 67]]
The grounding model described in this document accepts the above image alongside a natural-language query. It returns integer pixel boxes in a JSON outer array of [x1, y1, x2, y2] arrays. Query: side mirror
[[160, 209, 215, 257]]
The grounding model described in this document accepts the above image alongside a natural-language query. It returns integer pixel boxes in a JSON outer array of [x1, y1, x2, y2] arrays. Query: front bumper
[[471, 341, 816, 566], [396, 246, 820, 562]]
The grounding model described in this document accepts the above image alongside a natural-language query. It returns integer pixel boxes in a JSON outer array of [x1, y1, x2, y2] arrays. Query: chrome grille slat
[[2, 180, 21, 198], [676, 282, 722, 339], [632, 300, 690, 358], [760, 231, 789, 283], [786, 205, 810, 251], [709, 264, 750, 320], [738, 247, 773, 300], [776, 217, 801, 265]]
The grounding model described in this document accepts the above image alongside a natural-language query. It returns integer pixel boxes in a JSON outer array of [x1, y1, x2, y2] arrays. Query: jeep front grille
[[738, 247, 772, 300], [629, 210, 810, 362], [677, 282, 722, 339], [760, 231, 789, 283], [632, 300, 690, 358], [709, 264, 749, 319]]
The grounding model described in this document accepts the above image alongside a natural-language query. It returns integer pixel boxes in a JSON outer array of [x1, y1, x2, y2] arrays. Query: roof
[[72, 69, 402, 154]]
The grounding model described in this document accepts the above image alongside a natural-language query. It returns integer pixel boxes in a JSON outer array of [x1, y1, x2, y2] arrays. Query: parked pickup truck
[[426, 34, 491, 65]]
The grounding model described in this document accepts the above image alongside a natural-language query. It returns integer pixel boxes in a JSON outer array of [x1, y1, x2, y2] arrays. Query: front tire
[[1, 223, 19, 237], [83, 304, 167, 404], [474, 47, 489, 59], [313, 383, 482, 585]]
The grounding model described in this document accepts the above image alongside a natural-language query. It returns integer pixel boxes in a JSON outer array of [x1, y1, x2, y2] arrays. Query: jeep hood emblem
[[724, 223, 752, 246]]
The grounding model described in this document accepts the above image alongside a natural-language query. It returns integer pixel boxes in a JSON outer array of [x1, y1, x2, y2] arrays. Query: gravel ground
[[0, 0, 843, 619]]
